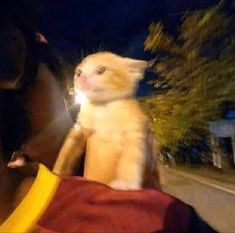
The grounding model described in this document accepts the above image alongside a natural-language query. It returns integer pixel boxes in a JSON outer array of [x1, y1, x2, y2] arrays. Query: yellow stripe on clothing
[[0, 164, 59, 233]]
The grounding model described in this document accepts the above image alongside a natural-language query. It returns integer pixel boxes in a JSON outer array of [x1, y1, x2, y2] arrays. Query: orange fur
[[53, 52, 160, 190]]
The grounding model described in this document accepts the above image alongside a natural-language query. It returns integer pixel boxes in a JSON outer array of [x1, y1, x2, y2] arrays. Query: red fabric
[[34, 176, 194, 233]]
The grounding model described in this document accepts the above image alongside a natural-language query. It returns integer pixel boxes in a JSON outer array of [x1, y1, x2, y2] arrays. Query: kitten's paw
[[110, 180, 141, 190]]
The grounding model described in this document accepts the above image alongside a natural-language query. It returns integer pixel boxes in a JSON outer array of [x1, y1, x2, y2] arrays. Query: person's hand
[[7, 151, 28, 168]]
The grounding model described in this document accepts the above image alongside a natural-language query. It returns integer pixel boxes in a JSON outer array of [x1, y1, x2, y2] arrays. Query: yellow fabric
[[0, 164, 59, 233]]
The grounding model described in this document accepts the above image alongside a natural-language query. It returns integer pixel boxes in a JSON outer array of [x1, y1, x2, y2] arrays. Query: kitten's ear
[[124, 57, 148, 80]]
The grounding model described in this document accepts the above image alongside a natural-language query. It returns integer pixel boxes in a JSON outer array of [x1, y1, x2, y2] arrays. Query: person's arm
[[9, 63, 74, 169]]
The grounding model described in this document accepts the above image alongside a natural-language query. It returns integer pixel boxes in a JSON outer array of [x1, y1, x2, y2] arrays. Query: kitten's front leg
[[53, 124, 88, 175], [110, 131, 146, 190]]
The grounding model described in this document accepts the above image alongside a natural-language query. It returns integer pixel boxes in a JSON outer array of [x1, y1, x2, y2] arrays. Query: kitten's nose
[[80, 74, 87, 80]]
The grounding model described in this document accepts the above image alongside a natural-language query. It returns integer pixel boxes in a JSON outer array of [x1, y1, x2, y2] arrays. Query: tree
[[143, 4, 235, 152]]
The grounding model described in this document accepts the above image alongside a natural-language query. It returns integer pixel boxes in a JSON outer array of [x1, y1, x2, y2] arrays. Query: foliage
[[143, 5, 235, 151]]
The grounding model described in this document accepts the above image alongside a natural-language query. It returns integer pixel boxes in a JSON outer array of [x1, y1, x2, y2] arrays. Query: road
[[161, 167, 235, 233]]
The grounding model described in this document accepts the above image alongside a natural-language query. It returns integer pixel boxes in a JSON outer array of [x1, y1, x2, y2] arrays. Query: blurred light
[[75, 91, 87, 105]]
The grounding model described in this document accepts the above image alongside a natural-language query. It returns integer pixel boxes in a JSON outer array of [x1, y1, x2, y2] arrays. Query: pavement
[[162, 165, 235, 232], [165, 165, 235, 195]]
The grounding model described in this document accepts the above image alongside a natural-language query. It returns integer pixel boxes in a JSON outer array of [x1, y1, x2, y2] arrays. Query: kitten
[[53, 52, 160, 190]]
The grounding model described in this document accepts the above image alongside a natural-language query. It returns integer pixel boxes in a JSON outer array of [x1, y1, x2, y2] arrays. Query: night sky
[[40, 0, 219, 96], [41, 0, 219, 58]]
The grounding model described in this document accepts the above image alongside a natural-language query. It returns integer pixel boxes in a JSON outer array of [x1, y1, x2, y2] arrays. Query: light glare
[[75, 91, 87, 105]]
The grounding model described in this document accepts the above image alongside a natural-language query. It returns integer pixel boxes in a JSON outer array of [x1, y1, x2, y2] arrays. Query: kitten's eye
[[96, 66, 106, 75], [75, 69, 82, 78]]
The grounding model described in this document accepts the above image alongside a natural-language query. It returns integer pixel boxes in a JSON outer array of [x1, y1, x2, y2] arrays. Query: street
[[162, 167, 235, 233]]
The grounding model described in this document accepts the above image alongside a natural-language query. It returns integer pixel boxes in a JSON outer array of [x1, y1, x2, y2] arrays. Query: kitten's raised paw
[[110, 180, 141, 190]]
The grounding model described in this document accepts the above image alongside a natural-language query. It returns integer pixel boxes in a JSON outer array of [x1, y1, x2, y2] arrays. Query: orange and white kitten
[[53, 52, 160, 190]]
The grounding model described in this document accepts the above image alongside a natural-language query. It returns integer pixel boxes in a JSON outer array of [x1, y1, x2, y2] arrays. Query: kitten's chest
[[79, 102, 130, 139]]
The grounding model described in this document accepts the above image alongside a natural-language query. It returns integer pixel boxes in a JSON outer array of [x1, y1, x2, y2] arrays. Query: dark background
[[41, 0, 219, 59], [40, 0, 220, 95], [0, 0, 222, 96]]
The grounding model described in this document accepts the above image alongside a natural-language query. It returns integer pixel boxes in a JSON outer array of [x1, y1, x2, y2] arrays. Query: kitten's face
[[74, 52, 147, 103]]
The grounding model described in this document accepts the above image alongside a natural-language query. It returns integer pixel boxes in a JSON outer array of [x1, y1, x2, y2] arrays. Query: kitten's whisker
[[98, 43, 105, 52], [148, 58, 157, 68], [80, 49, 84, 60]]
